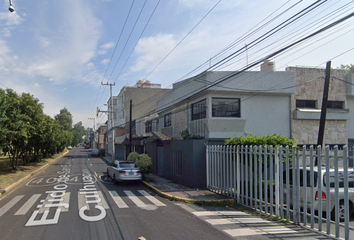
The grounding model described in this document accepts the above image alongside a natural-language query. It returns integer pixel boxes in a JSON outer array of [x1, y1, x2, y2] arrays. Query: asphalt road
[[0, 147, 343, 240], [0, 147, 232, 240]]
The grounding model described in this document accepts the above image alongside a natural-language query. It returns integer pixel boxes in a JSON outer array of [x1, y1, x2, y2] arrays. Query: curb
[[141, 180, 237, 205], [0, 150, 69, 198]]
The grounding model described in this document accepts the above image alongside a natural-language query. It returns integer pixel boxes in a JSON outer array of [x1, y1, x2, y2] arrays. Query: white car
[[107, 160, 142, 183], [67, 146, 72, 150], [284, 167, 354, 221]]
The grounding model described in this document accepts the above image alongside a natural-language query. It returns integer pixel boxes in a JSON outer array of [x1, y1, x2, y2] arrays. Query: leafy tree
[[72, 121, 85, 146], [1, 89, 31, 169], [55, 107, 73, 131], [339, 64, 354, 74]]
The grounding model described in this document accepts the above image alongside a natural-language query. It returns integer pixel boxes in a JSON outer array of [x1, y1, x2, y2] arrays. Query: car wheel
[[331, 199, 353, 222]]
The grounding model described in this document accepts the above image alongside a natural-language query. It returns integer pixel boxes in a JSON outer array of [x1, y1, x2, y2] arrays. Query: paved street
[[0, 147, 229, 240], [0, 147, 334, 240]]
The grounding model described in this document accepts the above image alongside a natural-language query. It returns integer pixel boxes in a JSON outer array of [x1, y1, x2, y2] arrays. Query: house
[[106, 80, 170, 160], [286, 66, 350, 148], [96, 124, 107, 150], [143, 61, 296, 188]]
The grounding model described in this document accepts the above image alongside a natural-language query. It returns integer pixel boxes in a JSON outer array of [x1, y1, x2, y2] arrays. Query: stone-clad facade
[[286, 66, 348, 146]]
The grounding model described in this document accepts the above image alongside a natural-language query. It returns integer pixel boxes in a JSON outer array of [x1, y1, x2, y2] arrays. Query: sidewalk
[[102, 156, 234, 204], [142, 173, 235, 204]]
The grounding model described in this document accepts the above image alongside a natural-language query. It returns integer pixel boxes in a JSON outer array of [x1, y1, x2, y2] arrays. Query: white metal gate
[[207, 145, 352, 239]]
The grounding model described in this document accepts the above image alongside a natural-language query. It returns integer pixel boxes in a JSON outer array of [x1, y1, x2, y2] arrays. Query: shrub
[[225, 134, 296, 147], [127, 151, 139, 162], [135, 154, 152, 175]]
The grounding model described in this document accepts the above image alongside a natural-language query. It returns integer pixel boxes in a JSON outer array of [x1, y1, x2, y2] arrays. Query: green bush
[[225, 134, 296, 147], [135, 154, 152, 175], [127, 151, 139, 162]]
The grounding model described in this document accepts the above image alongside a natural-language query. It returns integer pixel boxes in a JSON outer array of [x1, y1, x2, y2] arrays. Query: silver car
[[107, 160, 142, 183], [284, 167, 354, 221]]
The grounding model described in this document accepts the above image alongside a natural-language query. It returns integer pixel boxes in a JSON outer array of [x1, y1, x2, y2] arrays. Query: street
[[0, 147, 231, 240], [0, 147, 334, 240]]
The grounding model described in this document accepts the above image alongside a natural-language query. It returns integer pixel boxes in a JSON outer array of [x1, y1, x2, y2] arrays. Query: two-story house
[[107, 80, 170, 160]]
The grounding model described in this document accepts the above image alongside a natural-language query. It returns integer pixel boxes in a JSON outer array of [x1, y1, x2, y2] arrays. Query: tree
[[54, 107, 73, 131], [1, 89, 31, 169], [339, 64, 354, 74], [72, 121, 85, 146]]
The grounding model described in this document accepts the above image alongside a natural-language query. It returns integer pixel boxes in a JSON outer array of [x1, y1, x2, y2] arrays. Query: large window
[[191, 99, 206, 121], [212, 98, 240, 117], [145, 121, 152, 133], [296, 100, 316, 109], [164, 113, 172, 127]]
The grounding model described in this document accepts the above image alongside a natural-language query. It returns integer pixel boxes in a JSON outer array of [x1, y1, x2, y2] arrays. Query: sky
[[0, 0, 354, 129]]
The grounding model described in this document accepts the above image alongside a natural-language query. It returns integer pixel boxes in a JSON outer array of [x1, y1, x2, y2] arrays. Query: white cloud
[[0, 11, 24, 26], [21, 0, 103, 85], [101, 59, 109, 65], [131, 33, 177, 72], [100, 42, 115, 49]]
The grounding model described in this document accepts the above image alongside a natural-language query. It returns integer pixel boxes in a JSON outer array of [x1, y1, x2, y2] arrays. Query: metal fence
[[206, 145, 353, 240]]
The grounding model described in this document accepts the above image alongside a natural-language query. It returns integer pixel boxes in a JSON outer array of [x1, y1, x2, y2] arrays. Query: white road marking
[[109, 191, 128, 208], [59, 192, 70, 212], [97, 191, 109, 209], [206, 217, 268, 225], [78, 191, 109, 210], [192, 211, 249, 217], [224, 226, 297, 237], [94, 171, 97, 177], [0, 195, 24, 217], [138, 190, 166, 206], [14, 194, 41, 215], [124, 190, 146, 207]]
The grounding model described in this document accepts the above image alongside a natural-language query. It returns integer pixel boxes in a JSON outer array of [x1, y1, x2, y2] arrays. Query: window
[[212, 98, 240, 117], [191, 99, 206, 121], [164, 113, 171, 127], [145, 121, 152, 133], [296, 100, 316, 109], [327, 101, 344, 109]]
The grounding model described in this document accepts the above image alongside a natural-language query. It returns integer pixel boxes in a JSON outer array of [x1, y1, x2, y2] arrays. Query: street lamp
[[9, 0, 14, 12]]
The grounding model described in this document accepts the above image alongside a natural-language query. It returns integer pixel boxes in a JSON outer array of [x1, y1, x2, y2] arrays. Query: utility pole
[[88, 117, 95, 148], [102, 82, 115, 163], [316, 61, 331, 165], [129, 100, 132, 154]]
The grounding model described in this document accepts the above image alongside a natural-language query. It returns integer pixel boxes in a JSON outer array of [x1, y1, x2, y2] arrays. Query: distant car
[[85, 145, 90, 149], [107, 160, 142, 183], [91, 149, 99, 157], [67, 146, 72, 150]]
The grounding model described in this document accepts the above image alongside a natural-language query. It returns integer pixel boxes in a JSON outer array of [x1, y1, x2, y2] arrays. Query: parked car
[[85, 145, 90, 149], [91, 149, 99, 157], [283, 167, 354, 221], [107, 160, 142, 183], [67, 146, 72, 150]]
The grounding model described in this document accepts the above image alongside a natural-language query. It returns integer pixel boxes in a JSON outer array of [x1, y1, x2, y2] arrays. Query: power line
[[89, 1, 136, 117], [108, 0, 148, 82], [142, 0, 222, 81], [132, 10, 354, 120]]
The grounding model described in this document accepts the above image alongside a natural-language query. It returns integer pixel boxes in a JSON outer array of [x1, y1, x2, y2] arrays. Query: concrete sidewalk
[[102, 156, 234, 203], [142, 173, 235, 204]]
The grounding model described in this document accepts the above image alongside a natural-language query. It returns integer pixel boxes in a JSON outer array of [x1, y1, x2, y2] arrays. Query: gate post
[[275, 147, 280, 218]]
